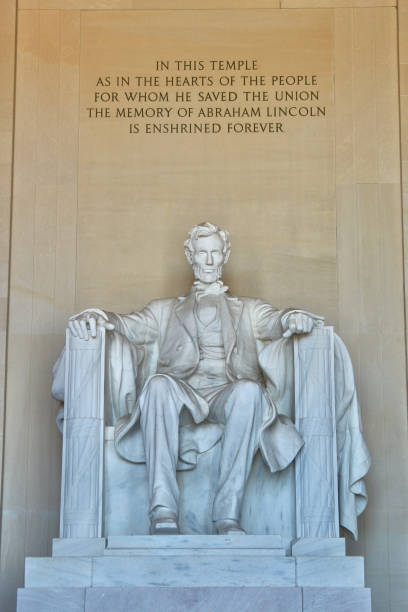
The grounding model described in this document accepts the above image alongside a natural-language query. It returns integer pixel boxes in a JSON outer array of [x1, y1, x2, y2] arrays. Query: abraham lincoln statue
[[53, 221, 370, 538]]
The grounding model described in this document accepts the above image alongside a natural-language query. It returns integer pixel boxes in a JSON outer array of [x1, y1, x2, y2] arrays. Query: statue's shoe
[[215, 519, 246, 535], [150, 507, 179, 535]]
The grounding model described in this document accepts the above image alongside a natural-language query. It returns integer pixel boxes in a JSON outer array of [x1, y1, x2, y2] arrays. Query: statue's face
[[190, 233, 226, 284]]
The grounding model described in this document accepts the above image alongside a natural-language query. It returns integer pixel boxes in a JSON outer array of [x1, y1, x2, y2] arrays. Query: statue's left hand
[[282, 310, 324, 338]]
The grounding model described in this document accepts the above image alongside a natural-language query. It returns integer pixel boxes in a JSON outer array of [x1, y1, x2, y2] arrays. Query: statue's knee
[[140, 375, 173, 416], [233, 379, 262, 399], [146, 374, 171, 395], [226, 380, 263, 420]]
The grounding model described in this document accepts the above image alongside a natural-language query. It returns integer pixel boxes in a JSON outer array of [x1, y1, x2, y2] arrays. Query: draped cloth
[[259, 334, 371, 540]]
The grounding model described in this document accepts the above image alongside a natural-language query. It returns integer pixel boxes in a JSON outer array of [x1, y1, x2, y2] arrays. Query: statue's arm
[[67, 302, 160, 344], [253, 301, 324, 340], [253, 302, 290, 340], [105, 305, 159, 344]]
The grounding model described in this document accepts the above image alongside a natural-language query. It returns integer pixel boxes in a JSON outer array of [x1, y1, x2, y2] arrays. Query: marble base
[[106, 534, 283, 548], [17, 586, 372, 612], [291, 537, 346, 556], [25, 536, 364, 589], [18, 537, 371, 611], [296, 556, 364, 587], [25, 556, 364, 589], [17, 588, 85, 612], [105, 533, 284, 555], [302, 587, 372, 611], [52, 538, 106, 557], [92, 555, 295, 587]]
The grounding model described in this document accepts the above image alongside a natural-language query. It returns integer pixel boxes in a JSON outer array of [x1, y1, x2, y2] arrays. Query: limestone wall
[[0, 0, 16, 539], [0, 1, 407, 610]]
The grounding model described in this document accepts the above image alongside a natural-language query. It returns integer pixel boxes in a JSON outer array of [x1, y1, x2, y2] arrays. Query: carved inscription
[[84, 59, 327, 136]]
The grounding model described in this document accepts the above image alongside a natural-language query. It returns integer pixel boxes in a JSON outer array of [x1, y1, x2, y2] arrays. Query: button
[[177, 345, 182, 351], [233, 347, 238, 353]]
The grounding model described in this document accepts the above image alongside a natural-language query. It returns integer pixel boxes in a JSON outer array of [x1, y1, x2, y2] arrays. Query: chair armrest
[[294, 326, 339, 538], [60, 328, 106, 538]]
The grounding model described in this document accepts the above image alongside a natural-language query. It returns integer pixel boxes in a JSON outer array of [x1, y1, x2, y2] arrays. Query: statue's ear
[[223, 247, 231, 264], [185, 247, 193, 264]]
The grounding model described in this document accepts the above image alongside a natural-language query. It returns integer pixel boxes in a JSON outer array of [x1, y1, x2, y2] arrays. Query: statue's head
[[184, 221, 231, 284]]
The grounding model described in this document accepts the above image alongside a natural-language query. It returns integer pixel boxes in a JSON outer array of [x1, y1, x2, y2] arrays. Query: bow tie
[[192, 280, 229, 300]]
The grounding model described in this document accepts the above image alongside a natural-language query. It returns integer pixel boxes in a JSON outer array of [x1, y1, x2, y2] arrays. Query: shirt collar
[[192, 280, 229, 300]]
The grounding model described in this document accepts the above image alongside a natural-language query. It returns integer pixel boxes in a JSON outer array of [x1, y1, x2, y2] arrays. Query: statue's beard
[[192, 263, 223, 284]]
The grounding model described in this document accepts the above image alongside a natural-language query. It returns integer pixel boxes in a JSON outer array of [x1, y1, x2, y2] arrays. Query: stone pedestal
[[17, 536, 371, 611]]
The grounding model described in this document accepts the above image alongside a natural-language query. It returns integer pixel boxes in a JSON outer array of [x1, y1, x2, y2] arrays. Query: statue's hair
[[184, 221, 231, 262]]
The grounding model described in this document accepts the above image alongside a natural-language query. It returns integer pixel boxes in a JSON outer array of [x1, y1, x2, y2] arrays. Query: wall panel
[[0, 9, 80, 611], [0, 0, 17, 543], [76, 8, 337, 322], [335, 8, 407, 611], [397, 0, 408, 607]]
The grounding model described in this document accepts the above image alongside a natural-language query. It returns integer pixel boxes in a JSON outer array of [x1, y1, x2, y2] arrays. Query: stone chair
[[58, 326, 340, 542]]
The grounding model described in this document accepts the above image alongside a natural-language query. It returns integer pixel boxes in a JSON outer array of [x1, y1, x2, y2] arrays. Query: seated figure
[[53, 221, 370, 538]]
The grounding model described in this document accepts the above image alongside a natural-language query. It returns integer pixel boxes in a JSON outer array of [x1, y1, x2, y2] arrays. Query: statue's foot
[[150, 507, 179, 535], [150, 518, 179, 535], [215, 519, 246, 535]]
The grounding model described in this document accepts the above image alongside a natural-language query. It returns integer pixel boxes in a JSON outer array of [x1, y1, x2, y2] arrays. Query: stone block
[[25, 557, 92, 587], [84, 586, 302, 611], [104, 547, 285, 557], [302, 587, 371, 611], [17, 588, 85, 612], [291, 538, 345, 556], [93, 555, 295, 587], [296, 557, 365, 587], [52, 538, 106, 557], [106, 534, 283, 550]]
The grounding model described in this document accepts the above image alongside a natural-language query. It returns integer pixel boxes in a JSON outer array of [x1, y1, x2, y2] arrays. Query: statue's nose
[[206, 252, 213, 265]]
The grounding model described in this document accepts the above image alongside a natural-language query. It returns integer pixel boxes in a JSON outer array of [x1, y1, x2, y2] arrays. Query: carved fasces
[[294, 326, 339, 538], [60, 328, 105, 538]]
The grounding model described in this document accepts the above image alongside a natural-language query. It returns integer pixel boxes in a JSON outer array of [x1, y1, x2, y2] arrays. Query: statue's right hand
[[68, 308, 115, 340]]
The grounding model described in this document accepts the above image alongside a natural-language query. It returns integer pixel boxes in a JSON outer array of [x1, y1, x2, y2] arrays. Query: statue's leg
[[139, 374, 184, 530], [209, 380, 266, 529]]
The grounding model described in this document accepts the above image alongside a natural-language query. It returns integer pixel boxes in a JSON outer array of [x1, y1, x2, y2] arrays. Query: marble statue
[[53, 221, 370, 539]]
